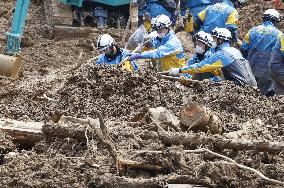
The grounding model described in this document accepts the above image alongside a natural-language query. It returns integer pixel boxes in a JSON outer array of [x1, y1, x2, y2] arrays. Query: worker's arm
[[95, 54, 106, 64], [240, 30, 252, 59], [180, 52, 225, 74], [186, 55, 198, 66], [226, 9, 239, 43], [139, 40, 181, 59]]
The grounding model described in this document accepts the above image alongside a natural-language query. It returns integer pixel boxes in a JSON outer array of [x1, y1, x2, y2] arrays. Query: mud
[[1, 0, 284, 187]]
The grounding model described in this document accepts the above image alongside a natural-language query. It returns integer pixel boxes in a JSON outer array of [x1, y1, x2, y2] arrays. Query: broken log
[[117, 159, 164, 173], [159, 132, 284, 153], [0, 116, 101, 145], [42, 115, 100, 140], [180, 102, 222, 134], [0, 118, 43, 145]]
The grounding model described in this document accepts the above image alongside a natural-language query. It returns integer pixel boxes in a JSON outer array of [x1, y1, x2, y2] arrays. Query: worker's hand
[[236, 39, 242, 48], [168, 68, 181, 76], [145, 31, 158, 40], [129, 53, 141, 61], [179, 75, 193, 86]]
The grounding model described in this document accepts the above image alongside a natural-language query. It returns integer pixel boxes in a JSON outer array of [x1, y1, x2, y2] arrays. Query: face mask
[[195, 45, 205, 54], [158, 32, 166, 38], [211, 41, 217, 48]]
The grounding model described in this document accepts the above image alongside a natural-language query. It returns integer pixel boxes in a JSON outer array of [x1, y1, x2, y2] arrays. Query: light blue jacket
[[139, 30, 186, 71], [181, 42, 256, 86], [187, 0, 213, 18], [241, 21, 282, 77], [139, 0, 172, 20], [96, 48, 139, 72], [196, 2, 238, 42], [270, 34, 284, 82], [183, 48, 217, 80]]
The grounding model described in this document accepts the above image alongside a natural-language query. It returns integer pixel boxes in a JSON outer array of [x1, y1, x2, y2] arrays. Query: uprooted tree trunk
[[180, 102, 223, 134], [159, 131, 284, 153]]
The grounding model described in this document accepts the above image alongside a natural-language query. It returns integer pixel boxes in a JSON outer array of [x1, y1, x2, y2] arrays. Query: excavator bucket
[[0, 54, 22, 79]]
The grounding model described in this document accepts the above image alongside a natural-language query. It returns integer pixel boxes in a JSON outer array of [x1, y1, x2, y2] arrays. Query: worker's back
[[220, 46, 257, 87], [197, 3, 238, 38], [270, 34, 284, 94], [241, 21, 281, 75], [144, 0, 173, 20], [187, 0, 213, 9], [242, 22, 282, 53]]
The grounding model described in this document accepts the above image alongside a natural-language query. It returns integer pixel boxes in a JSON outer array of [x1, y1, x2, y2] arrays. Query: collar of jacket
[[160, 30, 174, 43], [105, 46, 122, 61], [262, 21, 275, 27]]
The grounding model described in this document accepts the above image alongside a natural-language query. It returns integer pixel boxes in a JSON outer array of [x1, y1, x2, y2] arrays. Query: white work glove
[[168, 68, 181, 76]]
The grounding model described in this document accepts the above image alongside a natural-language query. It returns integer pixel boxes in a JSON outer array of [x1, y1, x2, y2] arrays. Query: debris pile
[[1, 0, 284, 187]]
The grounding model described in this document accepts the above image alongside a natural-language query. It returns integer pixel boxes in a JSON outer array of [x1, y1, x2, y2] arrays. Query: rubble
[[1, 0, 284, 187]]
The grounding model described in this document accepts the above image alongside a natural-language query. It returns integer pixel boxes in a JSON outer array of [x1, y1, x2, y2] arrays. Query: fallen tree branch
[[201, 148, 284, 186], [129, 148, 284, 186], [159, 131, 284, 153], [88, 112, 165, 175]]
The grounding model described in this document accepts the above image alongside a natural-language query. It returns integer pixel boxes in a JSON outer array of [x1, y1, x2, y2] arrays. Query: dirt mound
[[57, 65, 190, 120], [1, 0, 284, 187]]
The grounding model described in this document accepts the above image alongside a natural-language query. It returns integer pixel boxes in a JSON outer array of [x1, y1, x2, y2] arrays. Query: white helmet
[[263, 9, 281, 23], [211, 27, 232, 41], [154, 14, 172, 30], [97, 34, 115, 51], [195, 31, 214, 48]]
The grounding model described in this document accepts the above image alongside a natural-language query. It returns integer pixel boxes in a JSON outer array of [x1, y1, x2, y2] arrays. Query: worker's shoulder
[[209, 2, 235, 12], [253, 24, 282, 36], [221, 46, 244, 60]]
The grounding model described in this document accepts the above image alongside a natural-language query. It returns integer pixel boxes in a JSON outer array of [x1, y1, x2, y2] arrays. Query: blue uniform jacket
[[270, 34, 284, 82], [139, 0, 172, 20], [196, 2, 238, 42], [96, 48, 139, 72], [181, 42, 256, 86], [139, 30, 186, 71], [241, 21, 282, 77]]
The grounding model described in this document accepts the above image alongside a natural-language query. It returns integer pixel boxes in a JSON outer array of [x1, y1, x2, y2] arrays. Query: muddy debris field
[[1, 0, 284, 187]]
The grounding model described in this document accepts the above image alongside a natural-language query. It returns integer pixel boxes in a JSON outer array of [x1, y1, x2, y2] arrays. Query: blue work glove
[[129, 53, 141, 61]]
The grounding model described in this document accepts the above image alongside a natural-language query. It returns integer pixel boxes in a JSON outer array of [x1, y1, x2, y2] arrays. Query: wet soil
[[0, 0, 284, 187]]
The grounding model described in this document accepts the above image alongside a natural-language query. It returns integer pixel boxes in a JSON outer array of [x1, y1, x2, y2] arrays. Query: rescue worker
[[138, 0, 177, 26], [182, 31, 217, 81], [241, 9, 282, 95], [183, 0, 237, 34], [183, 0, 214, 33], [128, 14, 186, 71], [270, 33, 284, 95], [168, 28, 257, 87], [194, 0, 246, 43], [96, 34, 139, 73]]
